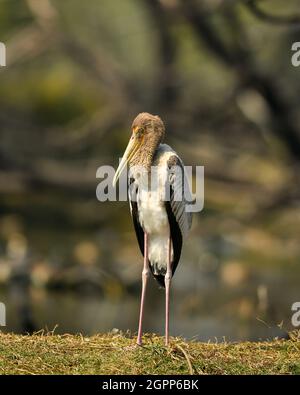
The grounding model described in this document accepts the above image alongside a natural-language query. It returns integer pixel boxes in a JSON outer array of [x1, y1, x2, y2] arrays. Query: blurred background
[[0, 0, 300, 341]]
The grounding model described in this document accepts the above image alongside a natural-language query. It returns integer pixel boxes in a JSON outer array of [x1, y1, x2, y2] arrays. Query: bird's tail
[[153, 274, 165, 288], [149, 265, 166, 288]]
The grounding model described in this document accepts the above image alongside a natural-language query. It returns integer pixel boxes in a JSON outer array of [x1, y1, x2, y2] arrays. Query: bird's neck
[[130, 140, 160, 172]]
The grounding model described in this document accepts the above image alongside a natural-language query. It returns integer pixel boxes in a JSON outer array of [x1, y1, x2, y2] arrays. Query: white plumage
[[130, 143, 190, 274]]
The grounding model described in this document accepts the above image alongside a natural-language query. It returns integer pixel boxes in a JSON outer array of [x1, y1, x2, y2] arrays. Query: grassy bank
[[0, 331, 299, 375]]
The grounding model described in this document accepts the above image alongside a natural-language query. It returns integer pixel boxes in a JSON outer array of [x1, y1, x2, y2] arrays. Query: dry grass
[[0, 331, 299, 375]]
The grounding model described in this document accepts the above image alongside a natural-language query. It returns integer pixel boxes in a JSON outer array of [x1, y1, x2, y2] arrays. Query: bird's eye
[[136, 127, 144, 137]]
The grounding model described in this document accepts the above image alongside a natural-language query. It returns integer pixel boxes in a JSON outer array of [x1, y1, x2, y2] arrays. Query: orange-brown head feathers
[[131, 112, 165, 143]]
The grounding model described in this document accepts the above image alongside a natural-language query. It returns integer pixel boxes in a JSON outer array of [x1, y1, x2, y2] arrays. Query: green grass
[[0, 331, 299, 375]]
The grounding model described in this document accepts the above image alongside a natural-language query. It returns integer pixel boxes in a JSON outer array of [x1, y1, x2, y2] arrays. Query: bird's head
[[113, 112, 165, 187]]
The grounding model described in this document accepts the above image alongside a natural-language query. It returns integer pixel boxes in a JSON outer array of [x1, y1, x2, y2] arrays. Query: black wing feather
[[130, 199, 144, 256], [165, 200, 183, 278], [129, 178, 144, 256]]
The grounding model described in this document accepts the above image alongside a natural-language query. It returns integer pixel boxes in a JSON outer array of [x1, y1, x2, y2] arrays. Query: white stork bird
[[113, 112, 192, 346]]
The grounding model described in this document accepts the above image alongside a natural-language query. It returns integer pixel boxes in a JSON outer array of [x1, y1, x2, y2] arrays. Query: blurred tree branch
[[178, 0, 300, 162], [245, 0, 300, 26], [24, 0, 134, 106], [144, 0, 179, 114], [1, 0, 300, 222]]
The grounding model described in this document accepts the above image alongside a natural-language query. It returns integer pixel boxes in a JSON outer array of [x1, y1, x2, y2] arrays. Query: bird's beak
[[113, 134, 141, 187]]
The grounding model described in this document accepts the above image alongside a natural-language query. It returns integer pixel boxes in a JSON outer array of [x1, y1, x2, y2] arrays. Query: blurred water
[[0, 267, 297, 341]]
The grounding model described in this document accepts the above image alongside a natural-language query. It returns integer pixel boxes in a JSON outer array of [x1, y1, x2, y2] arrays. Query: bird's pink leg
[[165, 235, 172, 346], [137, 232, 149, 346]]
